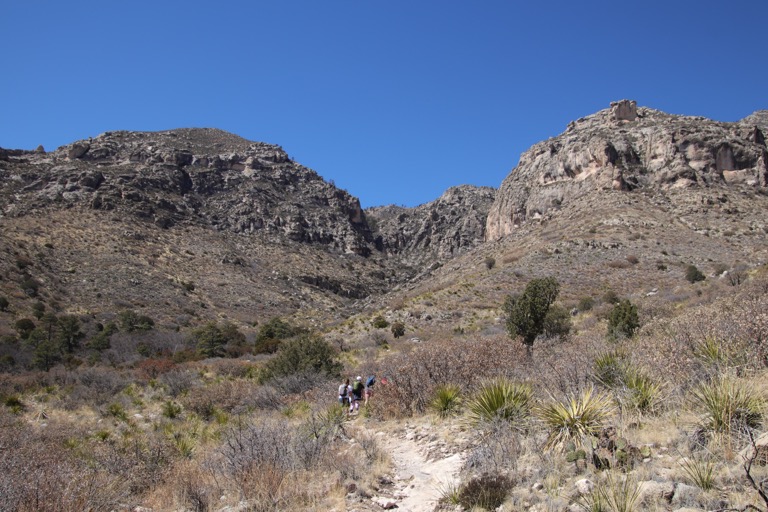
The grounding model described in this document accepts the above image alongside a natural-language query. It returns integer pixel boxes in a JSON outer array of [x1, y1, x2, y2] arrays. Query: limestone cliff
[[486, 101, 768, 240]]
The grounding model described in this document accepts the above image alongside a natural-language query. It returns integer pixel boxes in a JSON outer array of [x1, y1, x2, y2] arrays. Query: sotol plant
[[537, 386, 615, 452], [468, 379, 532, 426]]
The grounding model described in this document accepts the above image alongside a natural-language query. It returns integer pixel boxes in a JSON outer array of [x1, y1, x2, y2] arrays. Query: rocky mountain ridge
[[486, 100, 768, 240]]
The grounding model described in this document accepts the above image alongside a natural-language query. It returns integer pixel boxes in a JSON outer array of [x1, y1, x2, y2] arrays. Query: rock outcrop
[[0, 128, 373, 256], [366, 185, 496, 266], [486, 102, 768, 240]]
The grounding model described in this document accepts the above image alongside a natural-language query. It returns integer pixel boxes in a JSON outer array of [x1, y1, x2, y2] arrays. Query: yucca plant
[[467, 379, 533, 426], [622, 369, 663, 415], [579, 471, 640, 512], [592, 350, 628, 389], [537, 386, 615, 452], [678, 456, 716, 491], [690, 375, 764, 436], [430, 384, 462, 419]]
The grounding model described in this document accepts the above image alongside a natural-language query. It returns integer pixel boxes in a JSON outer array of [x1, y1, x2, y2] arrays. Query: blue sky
[[2, 1, 766, 208]]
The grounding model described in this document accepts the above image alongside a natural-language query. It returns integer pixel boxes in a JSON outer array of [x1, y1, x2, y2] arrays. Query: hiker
[[350, 375, 364, 414], [364, 375, 375, 405], [338, 378, 350, 407]]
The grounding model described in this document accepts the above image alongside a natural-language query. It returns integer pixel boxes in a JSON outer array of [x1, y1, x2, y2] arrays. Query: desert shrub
[[463, 419, 522, 475], [262, 333, 342, 382], [679, 456, 716, 491], [607, 259, 631, 269], [430, 384, 462, 419], [537, 386, 615, 452], [626, 254, 639, 265], [484, 256, 496, 270], [390, 321, 405, 338], [504, 277, 560, 352], [371, 315, 389, 329], [32, 301, 46, 319], [254, 317, 301, 354], [32, 336, 62, 371], [0, 296, 8, 312], [686, 264, 706, 283], [118, 310, 154, 332], [468, 378, 532, 426], [602, 290, 620, 305], [690, 375, 764, 437], [20, 275, 40, 296], [543, 304, 572, 339], [14, 318, 35, 340], [457, 473, 512, 510], [159, 368, 199, 398], [578, 296, 595, 312], [592, 350, 628, 389], [608, 299, 640, 338]]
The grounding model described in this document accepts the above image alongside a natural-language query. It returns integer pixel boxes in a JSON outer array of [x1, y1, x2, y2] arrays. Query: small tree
[[193, 322, 227, 358], [484, 257, 496, 270], [57, 315, 83, 353], [608, 299, 640, 338], [391, 321, 405, 339], [255, 317, 300, 354], [504, 277, 560, 355], [686, 264, 705, 283], [31, 301, 46, 320]]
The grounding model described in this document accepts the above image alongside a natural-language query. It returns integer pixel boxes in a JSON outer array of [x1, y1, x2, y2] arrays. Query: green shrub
[[577, 296, 595, 312], [254, 317, 300, 353], [602, 290, 620, 305], [14, 318, 35, 339], [468, 379, 532, 426], [118, 310, 154, 332], [686, 264, 706, 283], [504, 277, 560, 350], [607, 300, 639, 338], [592, 350, 628, 388], [537, 386, 615, 452], [372, 315, 389, 329], [622, 369, 663, 414], [262, 333, 342, 381], [31, 301, 46, 319], [484, 256, 496, 270], [391, 321, 405, 339], [542, 304, 572, 339], [430, 384, 462, 419]]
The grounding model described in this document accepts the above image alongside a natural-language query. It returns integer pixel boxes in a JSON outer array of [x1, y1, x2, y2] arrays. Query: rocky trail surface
[[345, 420, 466, 512]]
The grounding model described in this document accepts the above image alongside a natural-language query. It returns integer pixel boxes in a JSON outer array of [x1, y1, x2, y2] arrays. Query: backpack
[[339, 384, 348, 397], [366, 375, 376, 387], [353, 381, 364, 394]]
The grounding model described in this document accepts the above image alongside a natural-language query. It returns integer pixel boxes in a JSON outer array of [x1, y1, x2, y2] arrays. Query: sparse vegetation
[[686, 264, 706, 283], [607, 299, 640, 338]]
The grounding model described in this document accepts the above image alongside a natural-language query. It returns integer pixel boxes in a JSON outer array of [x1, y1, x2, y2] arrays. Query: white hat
[[356, 376, 362, 381]]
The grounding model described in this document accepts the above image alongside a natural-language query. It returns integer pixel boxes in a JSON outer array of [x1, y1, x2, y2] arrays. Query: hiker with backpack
[[350, 376, 364, 414], [364, 375, 375, 405], [338, 378, 350, 407]]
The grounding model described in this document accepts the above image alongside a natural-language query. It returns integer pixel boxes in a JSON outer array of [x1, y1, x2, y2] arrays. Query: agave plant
[[537, 386, 615, 452], [467, 378, 533, 426]]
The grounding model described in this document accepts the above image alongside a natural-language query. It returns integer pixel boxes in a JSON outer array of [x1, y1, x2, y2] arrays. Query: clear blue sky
[[2, 1, 766, 208]]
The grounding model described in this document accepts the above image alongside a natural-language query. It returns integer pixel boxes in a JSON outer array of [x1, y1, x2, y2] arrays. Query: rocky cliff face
[[486, 101, 768, 240], [366, 185, 496, 267], [0, 128, 373, 256]]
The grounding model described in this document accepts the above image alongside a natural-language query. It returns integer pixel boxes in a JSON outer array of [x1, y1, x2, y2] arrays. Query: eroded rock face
[[0, 128, 372, 255], [366, 185, 496, 266], [486, 103, 768, 240]]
